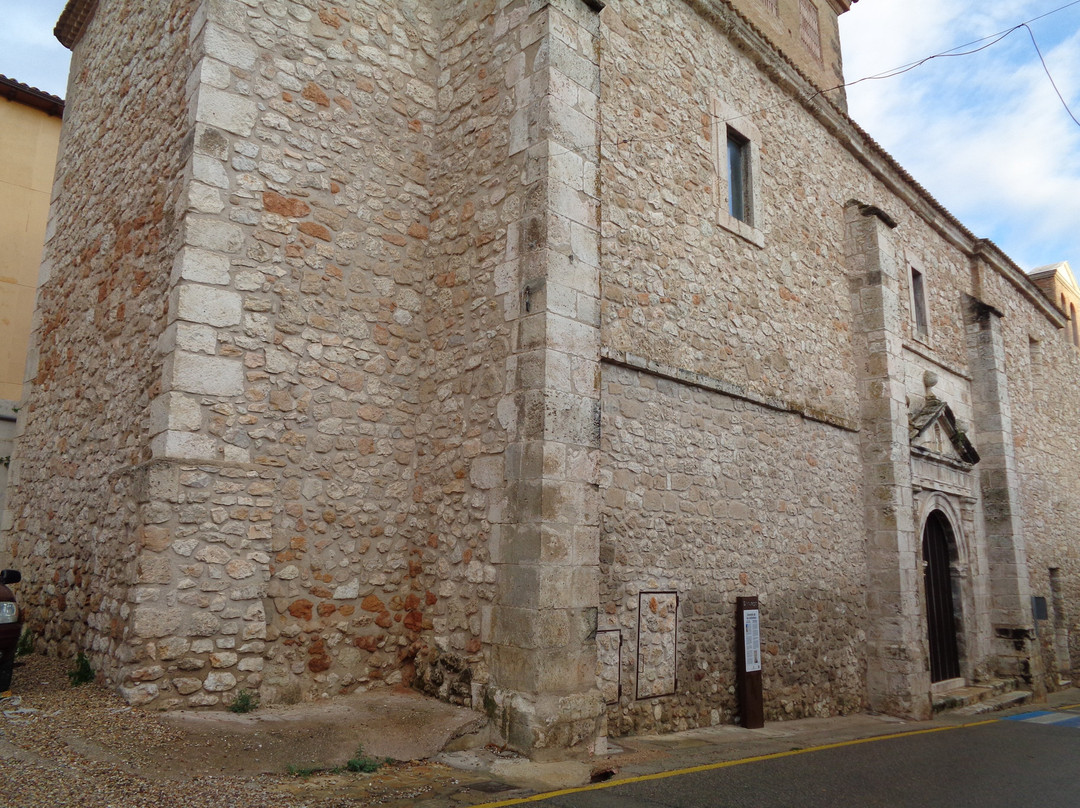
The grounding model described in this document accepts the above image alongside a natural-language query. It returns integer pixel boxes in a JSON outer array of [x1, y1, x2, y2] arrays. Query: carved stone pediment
[[910, 397, 980, 467]]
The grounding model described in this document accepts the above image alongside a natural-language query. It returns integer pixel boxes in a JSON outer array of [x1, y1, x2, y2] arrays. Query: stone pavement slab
[[160, 686, 489, 771]]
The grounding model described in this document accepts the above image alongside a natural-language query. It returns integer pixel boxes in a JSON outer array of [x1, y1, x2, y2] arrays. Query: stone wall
[[596, 0, 873, 733], [592, 0, 1072, 732], [7, 0, 1080, 756], [599, 362, 865, 734], [599, 0, 860, 432], [415, 0, 519, 709], [0, 0, 196, 683], [983, 262, 1080, 687], [131, 0, 458, 707], [3, 0, 607, 741]]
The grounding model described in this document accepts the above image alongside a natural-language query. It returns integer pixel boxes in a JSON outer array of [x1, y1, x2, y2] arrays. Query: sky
[[1, 0, 1078, 272], [0, 1, 70, 98], [840, 0, 1080, 271]]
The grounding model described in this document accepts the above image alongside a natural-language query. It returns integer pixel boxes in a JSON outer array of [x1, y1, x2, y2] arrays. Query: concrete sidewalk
[[418, 686, 1080, 808], [11, 653, 1073, 808]]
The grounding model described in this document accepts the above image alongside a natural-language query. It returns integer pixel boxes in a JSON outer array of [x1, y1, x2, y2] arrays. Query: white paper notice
[[743, 609, 761, 672]]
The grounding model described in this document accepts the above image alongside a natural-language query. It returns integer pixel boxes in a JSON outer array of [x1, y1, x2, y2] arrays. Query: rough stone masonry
[[3, 0, 1080, 759]]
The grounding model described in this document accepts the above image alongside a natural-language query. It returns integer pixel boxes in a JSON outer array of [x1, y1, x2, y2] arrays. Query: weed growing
[[68, 652, 94, 686], [286, 746, 391, 777], [228, 689, 259, 713], [346, 746, 389, 773], [15, 627, 33, 657]]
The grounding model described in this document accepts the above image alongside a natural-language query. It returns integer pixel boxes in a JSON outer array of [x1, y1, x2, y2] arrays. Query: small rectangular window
[[762, 0, 779, 14], [911, 267, 928, 336], [713, 98, 763, 247], [727, 128, 750, 224]]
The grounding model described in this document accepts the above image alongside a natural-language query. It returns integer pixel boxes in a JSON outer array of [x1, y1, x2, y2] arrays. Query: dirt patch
[[0, 654, 495, 808]]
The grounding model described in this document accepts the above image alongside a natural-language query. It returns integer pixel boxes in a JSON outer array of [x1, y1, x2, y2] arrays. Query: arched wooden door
[[923, 510, 961, 683]]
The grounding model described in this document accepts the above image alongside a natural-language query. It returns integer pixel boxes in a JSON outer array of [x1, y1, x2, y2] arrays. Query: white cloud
[[0, 1, 71, 96], [840, 0, 1080, 269]]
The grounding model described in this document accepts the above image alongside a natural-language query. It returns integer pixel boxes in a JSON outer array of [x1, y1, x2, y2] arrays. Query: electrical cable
[[610, 0, 1080, 148], [1022, 23, 1080, 127], [851, 0, 1080, 80]]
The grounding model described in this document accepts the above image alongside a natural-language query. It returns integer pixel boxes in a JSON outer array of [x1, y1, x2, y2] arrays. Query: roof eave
[[0, 75, 64, 117], [55, 0, 100, 50]]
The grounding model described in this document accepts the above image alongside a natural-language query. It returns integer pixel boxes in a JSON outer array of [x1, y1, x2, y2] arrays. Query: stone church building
[[4, 0, 1080, 758]]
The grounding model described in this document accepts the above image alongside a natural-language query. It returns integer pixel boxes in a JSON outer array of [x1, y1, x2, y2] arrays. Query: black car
[[0, 569, 22, 694]]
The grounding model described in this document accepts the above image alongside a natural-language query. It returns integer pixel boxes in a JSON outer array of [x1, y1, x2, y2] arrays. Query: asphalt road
[[528, 710, 1080, 808]]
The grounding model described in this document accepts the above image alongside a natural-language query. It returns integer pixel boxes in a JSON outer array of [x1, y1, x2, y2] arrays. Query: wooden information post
[[736, 595, 764, 729]]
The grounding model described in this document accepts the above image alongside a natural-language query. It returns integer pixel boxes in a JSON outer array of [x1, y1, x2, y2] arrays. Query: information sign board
[[743, 608, 761, 672]]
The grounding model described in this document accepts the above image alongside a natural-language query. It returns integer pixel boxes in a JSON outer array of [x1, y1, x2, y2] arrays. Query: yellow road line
[[468, 719, 1000, 808]]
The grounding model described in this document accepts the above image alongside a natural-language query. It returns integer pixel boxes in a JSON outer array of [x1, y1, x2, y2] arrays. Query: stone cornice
[[600, 347, 860, 433], [684, 0, 1062, 329], [971, 240, 1066, 326], [54, 0, 99, 50]]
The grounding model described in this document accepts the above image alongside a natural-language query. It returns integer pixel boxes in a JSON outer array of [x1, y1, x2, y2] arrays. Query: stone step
[[932, 678, 1023, 714], [937, 687, 1032, 717], [949, 689, 1033, 716]]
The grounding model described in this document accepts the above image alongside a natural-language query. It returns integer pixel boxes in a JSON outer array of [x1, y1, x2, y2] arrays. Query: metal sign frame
[[635, 590, 680, 701]]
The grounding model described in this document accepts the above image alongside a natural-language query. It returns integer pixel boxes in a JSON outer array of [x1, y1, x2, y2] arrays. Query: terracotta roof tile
[[0, 74, 64, 116], [55, 0, 100, 50]]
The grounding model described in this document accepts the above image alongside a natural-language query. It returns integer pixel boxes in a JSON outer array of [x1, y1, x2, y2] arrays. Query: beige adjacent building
[[4, 0, 1080, 760], [0, 76, 63, 516]]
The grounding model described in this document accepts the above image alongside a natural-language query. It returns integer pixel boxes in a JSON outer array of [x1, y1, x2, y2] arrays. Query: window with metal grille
[[762, 0, 779, 14], [799, 0, 822, 62]]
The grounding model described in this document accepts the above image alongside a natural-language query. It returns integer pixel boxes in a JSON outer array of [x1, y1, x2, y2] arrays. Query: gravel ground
[[0, 655, 487, 808]]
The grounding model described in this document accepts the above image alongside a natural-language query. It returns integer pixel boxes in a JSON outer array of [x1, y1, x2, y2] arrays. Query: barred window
[[762, 0, 779, 14], [911, 267, 929, 337], [799, 0, 822, 62]]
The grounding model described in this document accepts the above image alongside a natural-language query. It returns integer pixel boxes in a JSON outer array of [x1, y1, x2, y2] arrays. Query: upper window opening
[[713, 98, 763, 247], [799, 0, 822, 63], [1071, 303, 1078, 347], [762, 0, 779, 14], [911, 267, 929, 337]]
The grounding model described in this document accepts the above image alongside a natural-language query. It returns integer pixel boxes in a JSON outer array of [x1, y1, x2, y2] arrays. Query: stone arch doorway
[[923, 510, 961, 683]]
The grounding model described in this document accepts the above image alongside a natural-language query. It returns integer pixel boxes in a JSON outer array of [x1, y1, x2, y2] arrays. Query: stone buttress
[[846, 202, 931, 718]]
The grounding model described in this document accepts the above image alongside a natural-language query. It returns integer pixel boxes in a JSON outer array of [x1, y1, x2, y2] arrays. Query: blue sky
[[1, 0, 1078, 271], [840, 0, 1080, 271], [0, 1, 70, 98]]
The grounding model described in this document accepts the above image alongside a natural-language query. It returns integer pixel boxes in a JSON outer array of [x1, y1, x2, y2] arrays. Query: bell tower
[[728, 0, 857, 109]]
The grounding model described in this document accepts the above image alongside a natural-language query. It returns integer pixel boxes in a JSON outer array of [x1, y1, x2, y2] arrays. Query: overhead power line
[[612, 0, 1080, 147], [1022, 23, 1080, 128]]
